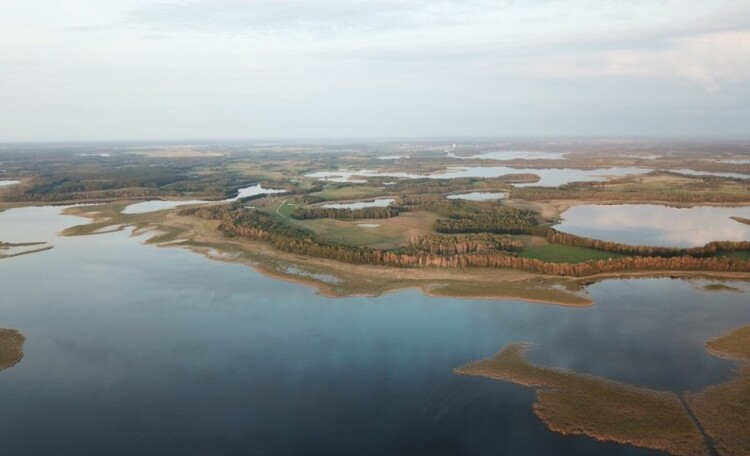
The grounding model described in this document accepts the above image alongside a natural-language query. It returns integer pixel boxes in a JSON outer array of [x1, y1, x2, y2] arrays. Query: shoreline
[[56, 202, 750, 306]]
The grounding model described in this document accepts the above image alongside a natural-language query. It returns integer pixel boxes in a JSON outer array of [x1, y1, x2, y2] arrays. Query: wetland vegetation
[[0, 329, 24, 371], [455, 324, 750, 456]]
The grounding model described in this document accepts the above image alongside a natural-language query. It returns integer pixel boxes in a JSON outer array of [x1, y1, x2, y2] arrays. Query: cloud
[[522, 30, 750, 90], [2, 0, 750, 139]]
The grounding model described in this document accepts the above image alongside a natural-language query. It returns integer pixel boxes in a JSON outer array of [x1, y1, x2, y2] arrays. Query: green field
[[516, 235, 624, 263], [293, 212, 438, 249], [276, 200, 297, 218], [721, 251, 750, 260]]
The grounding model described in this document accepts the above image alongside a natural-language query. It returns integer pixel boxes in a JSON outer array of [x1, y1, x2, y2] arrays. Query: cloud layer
[[1, 0, 749, 140]]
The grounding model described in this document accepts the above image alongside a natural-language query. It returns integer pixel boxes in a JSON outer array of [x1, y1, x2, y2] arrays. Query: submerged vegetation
[[0, 241, 53, 259]]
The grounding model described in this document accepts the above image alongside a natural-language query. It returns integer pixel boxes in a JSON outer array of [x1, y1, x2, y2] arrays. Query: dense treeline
[[511, 175, 750, 203], [434, 207, 539, 234], [404, 234, 522, 255], [387, 176, 535, 194], [535, 226, 750, 258], [290, 206, 401, 220], [391, 195, 540, 233], [180, 205, 750, 276], [0, 152, 315, 202]]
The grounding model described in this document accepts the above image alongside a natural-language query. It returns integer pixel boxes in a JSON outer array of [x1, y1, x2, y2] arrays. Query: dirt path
[[678, 396, 719, 456], [276, 200, 288, 218]]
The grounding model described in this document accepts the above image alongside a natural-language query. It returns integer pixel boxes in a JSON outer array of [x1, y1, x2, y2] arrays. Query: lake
[[446, 192, 507, 201], [122, 184, 286, 214], [555, 204, 750, 247], [0, 180, 20, 187], [322, 198, 395, 210], [0, 206, 749, 455], [446, 151, 566, 160]]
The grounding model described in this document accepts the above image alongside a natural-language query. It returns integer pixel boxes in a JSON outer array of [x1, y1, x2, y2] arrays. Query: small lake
[[0, 180, 20, 187], [377, 155, 409, 160], [555, 204, 750, 247], [322, 198, 395, 210], [447, 151, 566, 160], [447, 192, 506, 201], [1, 206, 749, 455], [122, 184, 285, 214]]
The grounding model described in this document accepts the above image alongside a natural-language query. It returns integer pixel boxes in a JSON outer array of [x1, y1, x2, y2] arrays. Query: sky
[[1, 0, 749, 140]]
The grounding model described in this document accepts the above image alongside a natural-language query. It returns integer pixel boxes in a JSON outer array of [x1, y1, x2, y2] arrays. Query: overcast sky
[[1, 0, 749, 140]]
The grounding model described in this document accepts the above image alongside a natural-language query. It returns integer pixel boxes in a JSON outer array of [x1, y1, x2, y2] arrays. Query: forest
[[180, 204, 750, 277]]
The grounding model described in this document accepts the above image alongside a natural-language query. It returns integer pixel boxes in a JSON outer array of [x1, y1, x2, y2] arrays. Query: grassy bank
[[686, 326, 750, 456], [455, 344, 708, 456]]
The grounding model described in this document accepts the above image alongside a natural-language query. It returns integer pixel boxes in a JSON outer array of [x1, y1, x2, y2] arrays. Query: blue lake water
[[0, 206, 749, 455], [322, 198, 395, 209], [446, 192, 507, 201], [555, 204, 750, 247], [122, 184, 285, 214], [446, 151, 566, 160]]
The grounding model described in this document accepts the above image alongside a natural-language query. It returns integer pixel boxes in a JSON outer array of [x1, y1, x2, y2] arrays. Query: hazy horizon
[[2, 1, 749, 141], [2, 135, 750, 147]]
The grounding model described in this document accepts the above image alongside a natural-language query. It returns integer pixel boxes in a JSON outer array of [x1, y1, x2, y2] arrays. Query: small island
[[0, 329, 25, 371]]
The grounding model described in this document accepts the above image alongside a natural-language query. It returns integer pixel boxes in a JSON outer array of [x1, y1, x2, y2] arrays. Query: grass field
[[515, 235, 624, 263], [721, 251, 750, 260], [293, 211, 438, 249], [276, 200, 296, 218]]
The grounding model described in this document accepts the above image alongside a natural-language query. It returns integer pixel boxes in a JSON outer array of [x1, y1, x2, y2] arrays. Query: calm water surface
[[446, 192, 507, 201], [322, 198, 395, 210], [556, 204, 750, 247], [0, 206, 749, 455], [446, 151, 566, 160], [122, 184, 285, 214]]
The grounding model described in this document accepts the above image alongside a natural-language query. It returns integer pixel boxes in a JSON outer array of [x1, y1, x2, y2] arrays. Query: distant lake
[[306, 167, 654, 186], [122, 184, 285, 214], [447, 151, 566, 160], [377, 155, 409, 160], [555, 204, 750, 247], [1, 206, 749, 455], [0, 180, 20, 187], [322, 198, 395, 209], [446, 192, 507, 201]]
